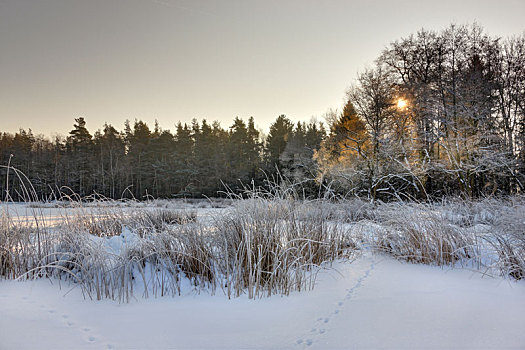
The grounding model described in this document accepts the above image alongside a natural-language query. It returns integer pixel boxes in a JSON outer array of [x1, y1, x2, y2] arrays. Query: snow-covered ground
[[1, 253, 524, 350], [1, 199, 524, 349]]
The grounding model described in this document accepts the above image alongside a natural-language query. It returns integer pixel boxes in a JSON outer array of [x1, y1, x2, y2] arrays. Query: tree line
[[1, 24, 524, 201], [0, 115, 325, 200]]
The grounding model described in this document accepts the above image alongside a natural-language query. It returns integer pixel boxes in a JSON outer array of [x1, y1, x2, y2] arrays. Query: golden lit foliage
[[337, 101, 369, 161], [316, 100, 370, 174]]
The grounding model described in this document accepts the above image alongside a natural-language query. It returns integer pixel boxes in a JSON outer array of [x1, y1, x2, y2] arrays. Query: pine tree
[[127, 120, 152, 198], [66, 117, 94, 195], [265, 115, 294, 176]]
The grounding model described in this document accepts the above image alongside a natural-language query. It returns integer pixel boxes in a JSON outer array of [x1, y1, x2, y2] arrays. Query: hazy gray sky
[[1, 0, 524, 136]]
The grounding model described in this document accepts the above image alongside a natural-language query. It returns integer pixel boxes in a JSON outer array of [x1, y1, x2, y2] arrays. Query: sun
[[396, 98, 408, 110]]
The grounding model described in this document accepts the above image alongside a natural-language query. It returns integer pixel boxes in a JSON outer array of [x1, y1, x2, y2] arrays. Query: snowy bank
[[1, 254, 524, 350]]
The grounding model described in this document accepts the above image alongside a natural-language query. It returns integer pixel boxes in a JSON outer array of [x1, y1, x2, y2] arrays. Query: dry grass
[[373, 210, 478, 266], [487, 201, 525, 280], [364, 199, 524, 279], [125, 225, 217, 298], [216, 198, 353, 299], [127, 209, 197, 236], [2, 190, 524, 305], [1, 191, 354, 301], [66, 209, 124, 237]]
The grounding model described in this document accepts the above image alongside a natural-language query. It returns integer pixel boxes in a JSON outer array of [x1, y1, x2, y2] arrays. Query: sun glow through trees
[[396, 98, 408, 110]]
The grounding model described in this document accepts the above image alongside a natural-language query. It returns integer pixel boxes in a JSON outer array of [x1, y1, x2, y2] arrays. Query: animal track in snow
[[295, 256, 377, 348], [16, 289, 117, 349]]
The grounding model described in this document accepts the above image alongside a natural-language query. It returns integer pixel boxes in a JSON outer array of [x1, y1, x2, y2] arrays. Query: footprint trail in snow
[[295, 255, 377, 348], [19, 292, 116, 349]]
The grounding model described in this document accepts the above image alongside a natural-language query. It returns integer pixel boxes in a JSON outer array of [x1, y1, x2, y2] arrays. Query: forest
[[1, 24, 525, 201]]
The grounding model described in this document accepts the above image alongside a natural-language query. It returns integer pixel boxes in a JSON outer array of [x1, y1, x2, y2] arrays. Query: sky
[[1, 0, 524, 137]]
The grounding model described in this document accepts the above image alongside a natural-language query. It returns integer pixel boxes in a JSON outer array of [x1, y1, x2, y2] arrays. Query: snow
[[1, 254, 524, 350], [2, 200, 524, 349], [0, 201, 224, 228]]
